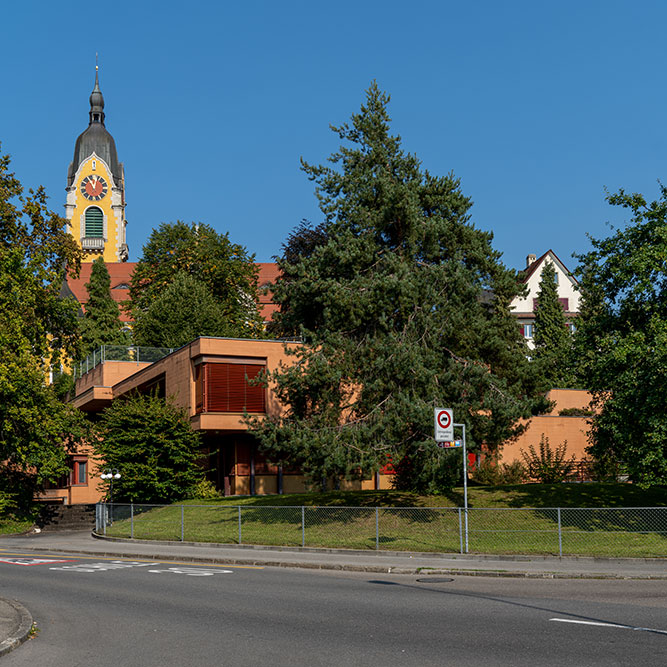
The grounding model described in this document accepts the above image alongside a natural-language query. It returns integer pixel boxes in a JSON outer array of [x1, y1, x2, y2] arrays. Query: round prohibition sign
[[437, 410, 452, 430]]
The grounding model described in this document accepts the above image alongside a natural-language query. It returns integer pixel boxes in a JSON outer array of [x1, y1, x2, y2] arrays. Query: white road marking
[[147, 567, 233, 576], [550, 618, 667, 635], [0, 557, 73, 566], [50, 560, 159, 573]]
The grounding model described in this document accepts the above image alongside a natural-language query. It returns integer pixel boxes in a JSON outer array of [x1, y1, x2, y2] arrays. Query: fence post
[[458, 508, 463, 554], [131, 503, 134, 539], [375, 507, 379, 551], [238, 506, 242, 545], [557, 507, 563, 557], [181, 505, 184, 542], [302, 506, 305, 547]]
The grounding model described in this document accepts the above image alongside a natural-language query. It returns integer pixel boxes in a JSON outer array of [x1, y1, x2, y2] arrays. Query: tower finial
[[89, 56, 105, 125]]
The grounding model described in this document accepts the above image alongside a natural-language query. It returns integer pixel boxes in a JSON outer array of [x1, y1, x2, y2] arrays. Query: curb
[[0, 599, 33, 657], [90, 533, 667, 565], [12, 540, 667, 580]]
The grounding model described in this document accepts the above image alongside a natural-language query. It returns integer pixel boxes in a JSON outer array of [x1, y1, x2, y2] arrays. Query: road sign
[[434, 408, 454, 442]]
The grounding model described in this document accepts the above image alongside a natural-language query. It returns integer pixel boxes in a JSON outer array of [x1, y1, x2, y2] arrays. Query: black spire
[[89, 64, 105, 125], [67, 61, 122, 187]]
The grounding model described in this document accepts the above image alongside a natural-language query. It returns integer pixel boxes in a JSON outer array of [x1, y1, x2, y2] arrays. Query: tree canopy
[[0, 147, 90, 504], [79, 256, 129, 357], [132, 271, 231, 348], [575, 185, 667, 486], [95, 392, 203, 503], [129, 222, 263, 340], [532, 261, 575, 387], [249, 84, 547, 490]]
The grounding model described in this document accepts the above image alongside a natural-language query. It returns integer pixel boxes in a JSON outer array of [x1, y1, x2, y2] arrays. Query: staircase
[[37, 504, 97, 532]]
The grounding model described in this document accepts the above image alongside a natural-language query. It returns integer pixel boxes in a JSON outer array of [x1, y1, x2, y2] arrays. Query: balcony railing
[[74, 345, 174, 379], [81, 237, 105, 250]]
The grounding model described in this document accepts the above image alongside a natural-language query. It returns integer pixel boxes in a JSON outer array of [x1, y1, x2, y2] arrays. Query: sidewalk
[[1, 530, 666, 580], [0, 598, 32, 658]]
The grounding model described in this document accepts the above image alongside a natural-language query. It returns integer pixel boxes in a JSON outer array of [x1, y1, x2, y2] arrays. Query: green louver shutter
[[85, 207, 104, 237]]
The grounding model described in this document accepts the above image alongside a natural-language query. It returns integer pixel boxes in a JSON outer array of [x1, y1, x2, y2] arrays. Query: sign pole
[[435, 409, 469, 553], [459, 423, 469, 554]]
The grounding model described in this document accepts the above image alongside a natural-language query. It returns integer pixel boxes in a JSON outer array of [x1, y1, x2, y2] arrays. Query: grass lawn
[[0, 514, 35, 535], [101, 483, 667, 558]]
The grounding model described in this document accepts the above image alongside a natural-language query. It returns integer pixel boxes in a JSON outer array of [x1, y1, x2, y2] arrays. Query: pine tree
[[80, 257, 129, 357], [249, 83, 547, 490], [532, 261, 574, 387]]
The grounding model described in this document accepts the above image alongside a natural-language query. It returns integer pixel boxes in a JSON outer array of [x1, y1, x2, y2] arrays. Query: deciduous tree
[[132, 272, 230, 348], [95, 392, 203, 503], [575, 185, 667, 486], [129, 222, 262, 338], [0, 147, 90, 502]]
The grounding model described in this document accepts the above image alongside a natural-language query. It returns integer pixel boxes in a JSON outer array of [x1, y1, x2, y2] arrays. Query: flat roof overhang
[[71, 386, 114, 412]]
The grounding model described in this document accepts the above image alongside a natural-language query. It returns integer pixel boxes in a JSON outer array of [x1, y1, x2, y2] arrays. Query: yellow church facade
[[64, 67, 129, 263]]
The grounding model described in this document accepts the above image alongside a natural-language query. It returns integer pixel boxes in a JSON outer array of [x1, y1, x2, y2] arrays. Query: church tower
[[65, 66, 129, 262]]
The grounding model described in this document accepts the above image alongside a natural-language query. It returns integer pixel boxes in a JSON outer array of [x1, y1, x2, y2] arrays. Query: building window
[[85, 207, 104, 238], [524, 323, 534, 339], [196, 362, 266, 414], [69, 458, 88, 486]]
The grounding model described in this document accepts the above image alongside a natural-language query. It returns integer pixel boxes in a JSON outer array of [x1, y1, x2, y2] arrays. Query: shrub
[[472, 457, 526, 485], [186, 479, 222, 500], [558, 407, 594, 417], [520, 436, 576, 483], [96, 391, 203, 503]]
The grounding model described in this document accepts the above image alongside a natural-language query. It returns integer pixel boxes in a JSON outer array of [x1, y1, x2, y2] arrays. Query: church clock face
[[81, 175, 108, 201]]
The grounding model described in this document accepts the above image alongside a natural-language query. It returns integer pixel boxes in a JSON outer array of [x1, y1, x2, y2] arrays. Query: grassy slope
[[178, 483, 667, 509], [102, 483, 667, 556]]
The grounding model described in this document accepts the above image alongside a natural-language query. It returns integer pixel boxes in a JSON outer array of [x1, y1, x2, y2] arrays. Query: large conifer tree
[[249, 84, 547, 489]]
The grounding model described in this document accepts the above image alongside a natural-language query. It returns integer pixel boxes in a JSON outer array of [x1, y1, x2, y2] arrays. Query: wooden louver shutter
[[85, 207, 104, 237], [205, 363, 265, 413]]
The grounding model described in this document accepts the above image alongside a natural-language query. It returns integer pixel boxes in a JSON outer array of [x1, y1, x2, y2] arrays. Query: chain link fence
[[95, 504, 667, 557]]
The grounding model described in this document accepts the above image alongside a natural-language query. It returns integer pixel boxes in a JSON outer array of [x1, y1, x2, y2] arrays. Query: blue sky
[[2, 1, 666, 272]]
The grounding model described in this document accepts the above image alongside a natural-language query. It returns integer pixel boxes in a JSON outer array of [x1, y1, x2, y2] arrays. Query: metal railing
[[95, 504, 667, 558], [74, 345, 174, 379]]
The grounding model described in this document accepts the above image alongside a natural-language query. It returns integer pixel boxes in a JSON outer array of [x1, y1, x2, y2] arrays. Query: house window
[[70, 458, 88, 486], [85, 207, 104, 238], [524, 323, 534, 339], [559, 297, 569, 311], [196, 362, 266, 414]]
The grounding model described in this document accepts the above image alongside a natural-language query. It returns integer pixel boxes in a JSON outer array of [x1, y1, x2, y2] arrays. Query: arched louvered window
[[85, 207, 104, 238]]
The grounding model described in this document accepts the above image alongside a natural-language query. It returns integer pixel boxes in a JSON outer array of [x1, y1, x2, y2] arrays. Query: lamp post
[[100, 468, 121, 524]]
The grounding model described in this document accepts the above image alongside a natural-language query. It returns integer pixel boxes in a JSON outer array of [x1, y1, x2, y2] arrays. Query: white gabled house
[[510, 250, 580, 349]]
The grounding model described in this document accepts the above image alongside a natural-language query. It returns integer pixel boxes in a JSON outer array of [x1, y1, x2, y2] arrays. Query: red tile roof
[[66, 262, 281, 323]]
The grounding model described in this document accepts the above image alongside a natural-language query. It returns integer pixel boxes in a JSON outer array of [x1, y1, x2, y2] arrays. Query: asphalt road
[[1, 549, 666, 666]]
